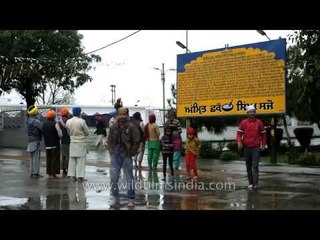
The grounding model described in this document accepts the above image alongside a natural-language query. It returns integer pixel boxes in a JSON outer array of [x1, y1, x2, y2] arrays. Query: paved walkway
[[0, 148, 320, 210]]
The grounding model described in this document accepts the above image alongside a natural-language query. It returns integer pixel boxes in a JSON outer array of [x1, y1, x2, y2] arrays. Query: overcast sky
[[3, 30, 294, 108]]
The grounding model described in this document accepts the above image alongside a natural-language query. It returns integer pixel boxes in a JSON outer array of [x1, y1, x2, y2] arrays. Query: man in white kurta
[[66, 107, 89, 181]]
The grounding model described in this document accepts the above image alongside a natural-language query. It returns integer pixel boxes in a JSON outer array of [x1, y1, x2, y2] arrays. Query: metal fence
[[0, 106, 112, 131]]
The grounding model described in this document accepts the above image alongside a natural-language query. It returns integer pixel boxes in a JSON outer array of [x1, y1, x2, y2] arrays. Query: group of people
[[26, 98, 267, 209], [26, 105, 89, 181]]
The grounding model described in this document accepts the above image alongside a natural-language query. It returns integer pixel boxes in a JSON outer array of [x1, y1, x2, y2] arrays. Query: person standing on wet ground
[[66, 107, 89, 182], [98, 109, 117, 175], [103, 109, 117, 150], [236, 105, 266, 190], [131, 112, 145, 169], [108, 109, 117, 128], [42, 110, 62, 179], [165, 110, 182, 169], [114, 97, 123, 110], [107, 107, 140, 208], [185, 127, 200, 180], [144, 114, 161, 171], [57, 108, 71, 177], [160, 126, 174, 181], [172, 130, 182, 170], [26, 105, 43, 178], [94, 114, 107, 149], [164, 110, 182, 135]]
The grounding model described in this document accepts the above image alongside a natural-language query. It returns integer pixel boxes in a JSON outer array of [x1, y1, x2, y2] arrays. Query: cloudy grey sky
[[4, 30, 294, 108]]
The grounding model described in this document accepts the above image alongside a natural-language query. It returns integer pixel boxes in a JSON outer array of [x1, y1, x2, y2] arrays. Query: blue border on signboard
[[176, 38, 286, 73]]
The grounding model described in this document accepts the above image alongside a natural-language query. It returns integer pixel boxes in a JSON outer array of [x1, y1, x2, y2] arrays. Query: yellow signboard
[[177, 39, 286, 117]]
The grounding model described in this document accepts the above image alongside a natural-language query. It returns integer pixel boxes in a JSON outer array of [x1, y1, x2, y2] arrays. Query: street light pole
[[176, 41, 192, 53], [256, 30, 277, 164], [110, 85, 116, 105], [161, 63, 165, 126], [153, 64, 175, 126], [186, 30, 188, 53], [256, 30, 271, 41]]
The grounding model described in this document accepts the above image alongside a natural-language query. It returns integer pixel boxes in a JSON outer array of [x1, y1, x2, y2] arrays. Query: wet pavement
[[0, 147, 320, 210]]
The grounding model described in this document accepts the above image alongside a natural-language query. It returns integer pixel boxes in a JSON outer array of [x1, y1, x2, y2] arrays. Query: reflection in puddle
[[0, 195, 28, 206]]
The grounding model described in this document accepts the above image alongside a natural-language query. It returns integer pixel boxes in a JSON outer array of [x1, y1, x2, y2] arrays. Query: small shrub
[[299, 153, 319, 166], [286, 148, 300, 164], [226, 142, 238, 152], [278, 143, 289, 154], [217, 141, 225, 152], [199, 141, 219, 159]]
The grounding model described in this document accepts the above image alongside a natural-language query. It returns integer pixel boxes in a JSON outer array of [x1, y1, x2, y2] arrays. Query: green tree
[[287, 30, 320, 129], [0, 30, 101, 107]]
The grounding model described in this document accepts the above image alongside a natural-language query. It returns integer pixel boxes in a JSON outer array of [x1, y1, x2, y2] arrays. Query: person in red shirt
[[236, 105, 266, 190]]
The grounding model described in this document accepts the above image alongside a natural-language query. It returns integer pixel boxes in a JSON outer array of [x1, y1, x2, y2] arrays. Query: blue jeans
[[243, 148, 260, 186], [110, 153, 135, 201]]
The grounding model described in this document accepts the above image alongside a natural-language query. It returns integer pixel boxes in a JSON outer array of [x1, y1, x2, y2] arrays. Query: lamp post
[[110, 84, 116, 105], [153, 63, 175, 126], [256, 30, 277, 164], [176, 30, 191, 53], [256, 30, 271, 41]]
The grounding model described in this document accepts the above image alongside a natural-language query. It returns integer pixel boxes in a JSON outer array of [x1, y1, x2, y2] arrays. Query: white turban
[[246, 105, 256, 112]]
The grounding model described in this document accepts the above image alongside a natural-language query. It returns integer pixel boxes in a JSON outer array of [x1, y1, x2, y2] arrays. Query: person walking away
[[107, 107, 140, 208], [42, 110, 62, 179], [236, 105, 266, 190], [160, 126, 174, 181], [94, 114, 107, 149], [185, 127, 200, 180], [103, 109, 117, 150], [131, 112, 145, 169], [66, 107, 89, 181], [113, 98, 123, 110], [26, 105, 43, 178], [144, 114, 161, 170], [57, 108, 70, 177], [172, 130, 182, 170]]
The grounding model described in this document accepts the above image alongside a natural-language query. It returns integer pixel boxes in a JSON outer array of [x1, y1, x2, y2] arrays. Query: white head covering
[[246, 105, 256, 112]]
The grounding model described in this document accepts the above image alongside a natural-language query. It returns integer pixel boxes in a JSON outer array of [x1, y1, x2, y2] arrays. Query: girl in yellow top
[[185, 127, 200, 180]]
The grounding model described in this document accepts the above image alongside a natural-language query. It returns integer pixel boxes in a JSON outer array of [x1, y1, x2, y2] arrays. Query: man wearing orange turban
[[42, 109, 62, 179], [57, 108, 71, 176]]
